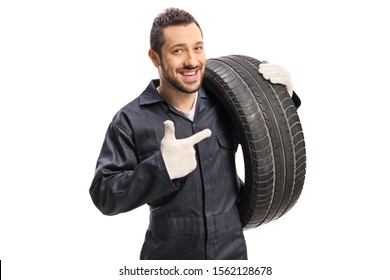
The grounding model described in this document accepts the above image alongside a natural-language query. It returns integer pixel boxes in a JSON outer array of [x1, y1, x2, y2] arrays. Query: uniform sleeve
[[89, 122, 177, 215], [291, 91, 301, 109]]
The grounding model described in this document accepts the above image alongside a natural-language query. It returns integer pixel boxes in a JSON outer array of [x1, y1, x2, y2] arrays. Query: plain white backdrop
[[1, 0, 389, 279]]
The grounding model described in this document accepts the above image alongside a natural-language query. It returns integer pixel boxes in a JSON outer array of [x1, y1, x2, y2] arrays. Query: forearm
[[90, 151, 177, 215]]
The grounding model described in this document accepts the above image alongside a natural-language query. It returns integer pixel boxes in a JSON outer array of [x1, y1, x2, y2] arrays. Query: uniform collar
[[139, 80, 165, 106], [139, 79, 210, 107]]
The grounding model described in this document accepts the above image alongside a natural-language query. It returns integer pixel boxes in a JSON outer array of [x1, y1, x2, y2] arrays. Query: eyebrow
[[170, 41, 204, 50]]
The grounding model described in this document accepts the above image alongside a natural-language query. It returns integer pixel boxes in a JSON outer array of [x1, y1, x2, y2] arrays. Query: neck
[[157, 86, 197, 112]]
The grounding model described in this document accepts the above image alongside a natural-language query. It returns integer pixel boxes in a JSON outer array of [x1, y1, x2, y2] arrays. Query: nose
[[183, 50, 197, 67]]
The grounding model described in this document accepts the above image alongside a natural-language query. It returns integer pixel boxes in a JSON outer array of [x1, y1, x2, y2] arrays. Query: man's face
[[158, 23, 206, 94]]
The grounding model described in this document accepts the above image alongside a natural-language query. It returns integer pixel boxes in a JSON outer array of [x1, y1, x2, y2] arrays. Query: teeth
[[183, 71, 196, 76]]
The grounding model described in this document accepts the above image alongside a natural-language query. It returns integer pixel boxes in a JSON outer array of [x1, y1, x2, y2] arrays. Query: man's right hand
[[161, 120, 212, 180]]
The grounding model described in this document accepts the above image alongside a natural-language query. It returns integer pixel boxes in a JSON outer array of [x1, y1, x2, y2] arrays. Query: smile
[[179, 69, 199, 78], [182, 70, 197, 76]]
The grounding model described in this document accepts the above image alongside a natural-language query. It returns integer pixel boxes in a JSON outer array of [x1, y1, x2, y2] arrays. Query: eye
[[173, 49, 183, 55], [195, 46, 203, 52]]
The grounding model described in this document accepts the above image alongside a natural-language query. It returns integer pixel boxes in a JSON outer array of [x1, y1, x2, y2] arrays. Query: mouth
[[178, 68, 200, 80]]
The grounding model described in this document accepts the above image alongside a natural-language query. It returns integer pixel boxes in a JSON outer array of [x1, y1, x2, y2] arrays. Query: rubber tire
[[203, 55, 306, 229]]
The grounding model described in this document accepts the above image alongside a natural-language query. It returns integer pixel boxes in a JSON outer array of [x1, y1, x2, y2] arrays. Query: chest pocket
[[216, 134, 237, 183], [133, 125, 164, 163], [136, 146, 160, 163]]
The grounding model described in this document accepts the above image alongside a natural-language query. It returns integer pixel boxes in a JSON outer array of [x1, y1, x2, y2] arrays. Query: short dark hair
[[150, 7, 203, 57]]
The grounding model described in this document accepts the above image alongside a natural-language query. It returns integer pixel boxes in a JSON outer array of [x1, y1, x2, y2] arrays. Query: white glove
[[161, 120, 212, 180], [258, 62, 293, 97]]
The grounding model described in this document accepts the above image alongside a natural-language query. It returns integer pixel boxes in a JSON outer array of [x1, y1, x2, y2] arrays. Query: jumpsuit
[[90, 79, 247, 259]]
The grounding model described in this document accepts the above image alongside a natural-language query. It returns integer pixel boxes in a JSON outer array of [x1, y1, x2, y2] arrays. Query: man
[[89, 7, 300, 260]]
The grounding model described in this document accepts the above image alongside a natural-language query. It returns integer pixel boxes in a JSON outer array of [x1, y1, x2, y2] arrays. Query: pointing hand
[[161, 120, 212, 180]]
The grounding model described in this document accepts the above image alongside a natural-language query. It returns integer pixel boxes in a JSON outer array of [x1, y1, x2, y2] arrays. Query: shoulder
[[111, 80, 165, 132]]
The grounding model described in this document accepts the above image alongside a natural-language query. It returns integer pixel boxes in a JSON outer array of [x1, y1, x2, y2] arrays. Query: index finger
[[187, 128, 212, 145]]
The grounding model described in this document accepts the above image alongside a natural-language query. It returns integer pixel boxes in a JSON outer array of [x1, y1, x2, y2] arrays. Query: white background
[[1, 0, 389, 279]]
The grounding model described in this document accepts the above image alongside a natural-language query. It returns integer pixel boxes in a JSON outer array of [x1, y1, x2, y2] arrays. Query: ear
[[148, 49, 161, 67]]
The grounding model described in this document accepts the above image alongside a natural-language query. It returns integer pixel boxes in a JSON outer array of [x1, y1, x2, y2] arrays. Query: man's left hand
[[258, 62, 293, 97]]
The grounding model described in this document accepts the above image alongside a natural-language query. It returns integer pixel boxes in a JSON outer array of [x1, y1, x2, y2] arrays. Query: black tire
[[203, 55, 306, 229]]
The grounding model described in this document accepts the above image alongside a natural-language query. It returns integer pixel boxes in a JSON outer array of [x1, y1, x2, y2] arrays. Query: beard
[[161, 63, 204, 94]]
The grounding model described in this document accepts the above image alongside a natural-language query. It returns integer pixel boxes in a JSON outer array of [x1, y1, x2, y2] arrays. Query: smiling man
[[148, 18, 206, 112], [89, 7, 300, 260]]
